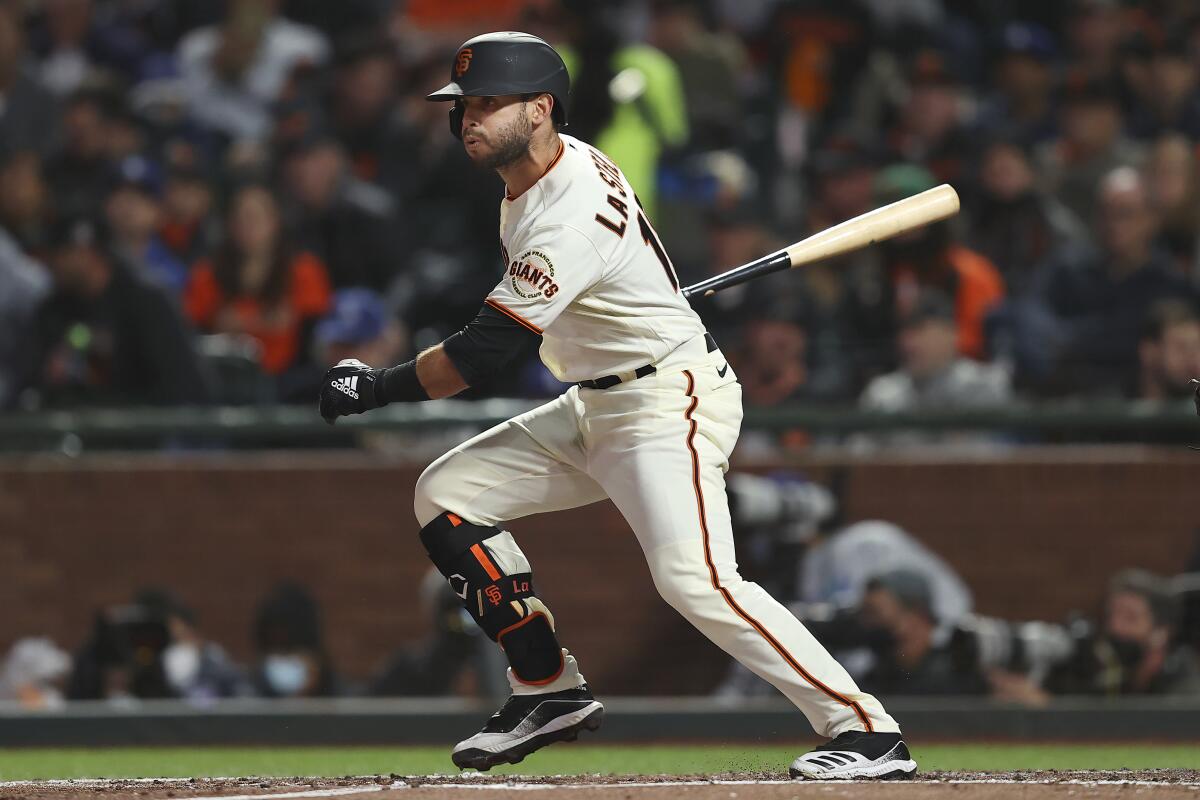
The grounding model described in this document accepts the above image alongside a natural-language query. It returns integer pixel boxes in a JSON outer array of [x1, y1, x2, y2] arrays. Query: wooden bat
[[681, 184, 960, 299]]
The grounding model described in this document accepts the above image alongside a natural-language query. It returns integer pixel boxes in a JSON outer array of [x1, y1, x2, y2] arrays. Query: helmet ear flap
[[449, 100, 465, 139]]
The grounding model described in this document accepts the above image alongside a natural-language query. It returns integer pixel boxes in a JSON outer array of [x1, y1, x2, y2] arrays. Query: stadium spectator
[[279, 127, 402, 291], [313, 288, 408, 370], [27, 0, 153, 95], [1064, 0, 1124, 81], [648, 0, 746, 154], [1039, 167, 1192, 393], [326, 32, 406, 188], [184, 182, 332, 378], [886, 50, 973, 187], [1136, 300, 1200, 404], [159, 165, 219, 268], [42, 87, 118, 220], [31, 214, 208, 407], [732, 312, 808, 409], [103, 155, 188, 298], [136, 589, 247, 703], [177, 0, 330, 143], [968, 135, 1088, 295], [1143, 133, 1200, 278], [856, 570, 988, 696], [975, 22, 1059, 148], [859, 290, 1012, 415], [0, 6, 61, 157], [0, 637, 70, 710], [534, 0, 688, 219], [1047, 569, 1200, 695], [846, 165, 1005, 374], [1037, 76, 1143, 226], [0, 227, 50, 409], [1125, 37, 1200, 141], [250, 582, 340, 698], [0, 150, 51, 252]]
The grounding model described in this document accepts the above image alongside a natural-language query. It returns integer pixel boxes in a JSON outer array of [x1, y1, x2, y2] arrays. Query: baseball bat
[[681, 183, 960, 299]]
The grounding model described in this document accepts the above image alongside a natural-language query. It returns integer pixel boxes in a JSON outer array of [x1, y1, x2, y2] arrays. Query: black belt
[[577, 333, 718, 390]]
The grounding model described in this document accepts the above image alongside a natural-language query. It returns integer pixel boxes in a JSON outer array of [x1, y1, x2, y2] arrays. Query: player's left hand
[[319, 359, 383, 425]]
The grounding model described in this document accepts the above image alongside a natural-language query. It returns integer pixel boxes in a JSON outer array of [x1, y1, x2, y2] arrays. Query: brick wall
[[1, 450, 1196, 694]]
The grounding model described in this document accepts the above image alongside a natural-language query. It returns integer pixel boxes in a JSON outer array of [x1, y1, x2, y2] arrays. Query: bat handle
[[681, 251, 791, 300]]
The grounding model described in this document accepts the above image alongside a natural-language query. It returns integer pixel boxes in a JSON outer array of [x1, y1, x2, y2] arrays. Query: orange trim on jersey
[[496, 611, 567, 685], [505, 140, 566, 201], [680, 370, 875, 733], [470, 543, 502, 581], [485, 298, 543, 334]]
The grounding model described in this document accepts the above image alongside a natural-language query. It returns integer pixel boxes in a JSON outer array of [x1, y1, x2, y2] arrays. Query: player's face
[[460, 95, 533, 169]]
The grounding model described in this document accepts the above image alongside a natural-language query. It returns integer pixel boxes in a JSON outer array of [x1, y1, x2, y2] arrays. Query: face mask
[[1107, 635, 1145, 669], [263, 654, 310, 696], [162, 643, 201, 692]]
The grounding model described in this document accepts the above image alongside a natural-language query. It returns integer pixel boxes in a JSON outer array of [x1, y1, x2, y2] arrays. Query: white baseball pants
[[414, 334, 898, 738]]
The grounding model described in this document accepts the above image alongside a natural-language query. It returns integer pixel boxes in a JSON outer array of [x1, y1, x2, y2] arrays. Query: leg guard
[[420, 511, 564, 685]]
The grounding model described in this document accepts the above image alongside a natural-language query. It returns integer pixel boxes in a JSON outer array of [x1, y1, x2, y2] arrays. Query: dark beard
[[476, 111, 533, 170]]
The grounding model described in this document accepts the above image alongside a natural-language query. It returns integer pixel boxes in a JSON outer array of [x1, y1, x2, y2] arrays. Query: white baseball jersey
[[487, 134, 707, 382]]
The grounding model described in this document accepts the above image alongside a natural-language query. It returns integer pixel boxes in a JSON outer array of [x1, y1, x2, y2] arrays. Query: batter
[[318, 31, 916, 781]]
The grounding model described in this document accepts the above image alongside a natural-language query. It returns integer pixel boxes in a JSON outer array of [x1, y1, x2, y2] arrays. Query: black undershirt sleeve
[[442, 302, 543, 388]]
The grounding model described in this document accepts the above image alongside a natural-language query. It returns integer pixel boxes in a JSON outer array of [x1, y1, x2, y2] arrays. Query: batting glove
[[319, 359, 383, 425]]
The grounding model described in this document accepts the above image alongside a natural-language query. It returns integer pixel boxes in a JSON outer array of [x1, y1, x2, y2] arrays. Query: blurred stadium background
[[2, 0, 1200, 775]]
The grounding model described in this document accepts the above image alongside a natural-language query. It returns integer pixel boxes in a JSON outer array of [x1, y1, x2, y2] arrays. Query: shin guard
[[419, 511, 564, 684]]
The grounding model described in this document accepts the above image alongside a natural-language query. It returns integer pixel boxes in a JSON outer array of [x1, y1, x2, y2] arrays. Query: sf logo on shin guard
[[448, 573, 469, 599], [485, 585, 503, 606]]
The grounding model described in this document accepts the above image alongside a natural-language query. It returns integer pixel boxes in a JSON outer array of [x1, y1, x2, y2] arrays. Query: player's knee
[[413, 457, 454, 527]]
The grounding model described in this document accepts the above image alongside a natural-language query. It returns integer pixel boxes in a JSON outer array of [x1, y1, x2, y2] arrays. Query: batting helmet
[[426, 31, 570, 140]]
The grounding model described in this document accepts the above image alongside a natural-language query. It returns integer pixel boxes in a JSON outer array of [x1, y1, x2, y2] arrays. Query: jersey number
[[595, 195, 680, 292], [637, 210, 679, 291]]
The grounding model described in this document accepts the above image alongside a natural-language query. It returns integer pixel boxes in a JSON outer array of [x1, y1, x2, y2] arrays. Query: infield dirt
[[2, 771, 1199, 800]]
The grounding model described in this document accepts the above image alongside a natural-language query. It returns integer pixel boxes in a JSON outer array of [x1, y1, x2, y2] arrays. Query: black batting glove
[[319, 359, 384, 425]]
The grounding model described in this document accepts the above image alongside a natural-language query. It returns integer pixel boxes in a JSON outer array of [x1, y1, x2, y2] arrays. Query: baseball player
[[319, 32, 916, 781]]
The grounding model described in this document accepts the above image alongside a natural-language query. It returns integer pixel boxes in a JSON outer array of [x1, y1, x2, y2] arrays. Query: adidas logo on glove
[[331, 376, 360, 400]]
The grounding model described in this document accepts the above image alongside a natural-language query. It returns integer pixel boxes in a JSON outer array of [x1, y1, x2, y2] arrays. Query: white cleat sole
[[789, 758, 918, 781]]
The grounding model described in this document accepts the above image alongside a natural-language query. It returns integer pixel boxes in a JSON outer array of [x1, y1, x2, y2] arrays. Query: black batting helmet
[[426, 31, 570, 140]]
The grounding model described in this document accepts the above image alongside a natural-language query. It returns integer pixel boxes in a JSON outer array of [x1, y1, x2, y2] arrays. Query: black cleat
[[789, 731, 917, 780], [451, 684, 604, 771]]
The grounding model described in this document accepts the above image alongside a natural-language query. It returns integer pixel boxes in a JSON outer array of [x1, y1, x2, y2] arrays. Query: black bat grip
[[681, 251, 792, 300]]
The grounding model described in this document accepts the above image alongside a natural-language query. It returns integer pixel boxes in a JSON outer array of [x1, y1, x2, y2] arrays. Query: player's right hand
[[319, 359, 383, 425]]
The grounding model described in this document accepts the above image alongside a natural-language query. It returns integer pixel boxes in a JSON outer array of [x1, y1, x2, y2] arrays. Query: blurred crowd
[[0, 579, 507, 708], [2, 0, 1200, 417]]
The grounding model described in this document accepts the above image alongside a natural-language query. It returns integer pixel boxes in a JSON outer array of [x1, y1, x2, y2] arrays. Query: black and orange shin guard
[[419, 511, 564, 684]]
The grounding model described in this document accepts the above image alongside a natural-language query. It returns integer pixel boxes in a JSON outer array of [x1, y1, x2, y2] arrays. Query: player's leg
[[583, 366, 914, 779], [413, 390, 607, 770]]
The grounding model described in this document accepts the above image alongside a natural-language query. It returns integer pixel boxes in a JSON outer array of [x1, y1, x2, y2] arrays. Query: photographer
[[1047, 569, 1200, 696], [856, 571, 989, 697]]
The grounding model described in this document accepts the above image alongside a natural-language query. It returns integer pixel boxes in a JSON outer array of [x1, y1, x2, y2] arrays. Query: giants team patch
[[508, 250, 560, 300]]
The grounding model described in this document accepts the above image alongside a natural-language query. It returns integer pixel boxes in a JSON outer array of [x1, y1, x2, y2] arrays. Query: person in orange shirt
[[876, 165, 1005, 361], [184, 183, 331, 376]]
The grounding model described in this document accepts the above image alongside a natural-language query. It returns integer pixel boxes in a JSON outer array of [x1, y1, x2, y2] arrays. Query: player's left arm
[[318, 306, 541, 423], [318, 225, 599, 424]]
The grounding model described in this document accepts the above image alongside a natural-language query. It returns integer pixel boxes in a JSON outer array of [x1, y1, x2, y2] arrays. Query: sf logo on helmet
[[455, 48, 473, 77]]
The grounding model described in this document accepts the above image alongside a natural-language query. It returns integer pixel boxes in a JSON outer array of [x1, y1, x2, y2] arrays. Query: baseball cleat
[[451, 684, 604, 771], [789, 731, 917, 780]]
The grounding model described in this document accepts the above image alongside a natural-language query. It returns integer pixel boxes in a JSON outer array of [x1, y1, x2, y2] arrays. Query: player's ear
[[531, 93, 554, 126]]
